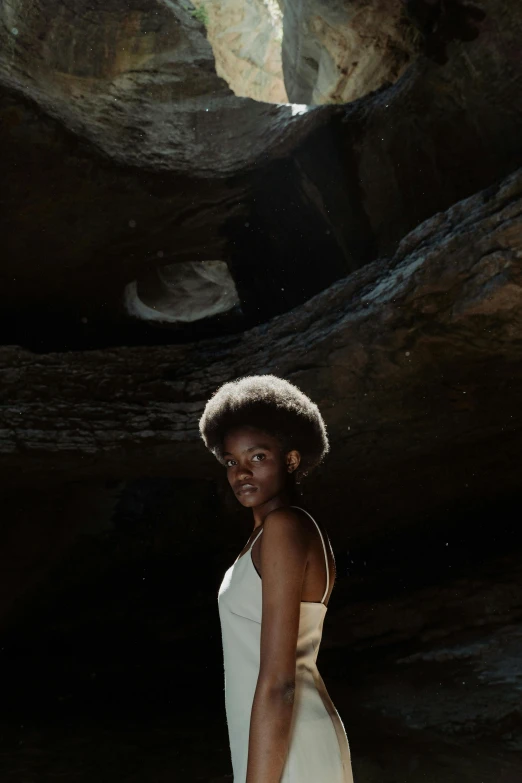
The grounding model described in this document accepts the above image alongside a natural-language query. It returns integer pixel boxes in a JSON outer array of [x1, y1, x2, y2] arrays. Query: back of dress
[[218, 506, 354, 783]]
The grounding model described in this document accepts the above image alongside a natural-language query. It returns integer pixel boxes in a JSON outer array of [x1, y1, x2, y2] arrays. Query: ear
[[285, 449, 301, 474]]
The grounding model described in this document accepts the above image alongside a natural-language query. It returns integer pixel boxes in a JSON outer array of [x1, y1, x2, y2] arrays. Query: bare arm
[[245, 509, 309, 783]]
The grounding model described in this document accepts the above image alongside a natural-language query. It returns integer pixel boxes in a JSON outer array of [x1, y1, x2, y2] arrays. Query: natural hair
[[198, 374, 330, 484]]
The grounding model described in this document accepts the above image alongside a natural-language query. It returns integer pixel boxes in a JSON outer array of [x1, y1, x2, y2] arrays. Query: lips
[[236, 483, 258, 494]]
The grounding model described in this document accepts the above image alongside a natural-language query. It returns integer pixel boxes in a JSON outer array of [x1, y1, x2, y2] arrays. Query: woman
[[199, 374, 354, 783]]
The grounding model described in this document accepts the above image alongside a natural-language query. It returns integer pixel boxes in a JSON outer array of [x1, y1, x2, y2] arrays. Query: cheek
[[257, 460, 284, 483]]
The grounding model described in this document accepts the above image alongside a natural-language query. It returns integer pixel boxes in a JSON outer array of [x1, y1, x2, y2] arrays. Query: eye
[[225, 458, 236, 468], [252, 453, 266, 462]]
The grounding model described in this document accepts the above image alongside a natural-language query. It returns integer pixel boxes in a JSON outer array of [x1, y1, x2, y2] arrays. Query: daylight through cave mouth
[[191, 0, 417, 106], [191, 0, 287, 104]]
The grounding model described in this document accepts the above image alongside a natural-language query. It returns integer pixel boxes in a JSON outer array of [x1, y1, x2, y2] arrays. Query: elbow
[[280, 681, 296, 705], [257, 676, 296, 705]]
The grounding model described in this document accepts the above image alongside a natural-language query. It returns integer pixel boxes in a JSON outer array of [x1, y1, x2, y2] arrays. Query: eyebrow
[[223, 443, 272, 457]]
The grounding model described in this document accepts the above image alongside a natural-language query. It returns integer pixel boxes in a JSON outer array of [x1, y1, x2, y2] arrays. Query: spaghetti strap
[[250, 526, 264, 549], [291, 505, 329, 604]]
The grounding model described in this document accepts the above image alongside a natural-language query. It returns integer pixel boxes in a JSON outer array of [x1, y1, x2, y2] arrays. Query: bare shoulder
[[262, 506, 313, 551], [263, 505, 309, 531]]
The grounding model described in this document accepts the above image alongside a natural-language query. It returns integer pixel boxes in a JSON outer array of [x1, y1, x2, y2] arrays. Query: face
[[223, 425, 300, 508]]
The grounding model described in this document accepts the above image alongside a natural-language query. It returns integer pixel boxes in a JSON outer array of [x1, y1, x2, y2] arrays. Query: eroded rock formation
[[403, 0, 486, 64], [0, 0, 345, 334], [0, 0, 302, 175], [124, 259, 240, 324], [192, 0, 287, 103], [1, 166, 521, 536], [2, 0, 522, 346], [280, 0, 487, 104], [281, 0, 417, 104]]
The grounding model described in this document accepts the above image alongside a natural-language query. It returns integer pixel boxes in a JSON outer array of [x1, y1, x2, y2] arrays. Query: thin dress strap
[[250, 526, 264, 549], [291, 505, 329, 604]]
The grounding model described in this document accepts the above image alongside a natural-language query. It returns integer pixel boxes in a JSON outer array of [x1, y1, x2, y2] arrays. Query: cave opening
[[191, 0, 418, 107]]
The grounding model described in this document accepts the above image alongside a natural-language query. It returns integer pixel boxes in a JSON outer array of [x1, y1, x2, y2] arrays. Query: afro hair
[[199, 374, 329, 481]]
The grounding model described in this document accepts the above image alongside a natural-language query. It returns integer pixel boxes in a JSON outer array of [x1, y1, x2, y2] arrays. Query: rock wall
[[0, 0, 346, 333], [0, 0, 312, 175], [124, 260, 240, 324], [281, 0, 417, 104], [2, 166, 522, 540], [192, 0, 287, 103], [1, 0, 521, 342], [280, 0, 487, 105]]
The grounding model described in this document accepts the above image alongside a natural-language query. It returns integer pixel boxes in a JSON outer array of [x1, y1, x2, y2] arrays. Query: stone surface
[[329, 547, 522, 749], [0, 0, 344, 329], [192, 0, 287, 103], [1, 166, 522, 538], [281, 0, 417, 104], [402, 0, 487, 65], [0, 0, 307, 176], [1, 0, 522, 337], [338, 0, 522, 253], [281, 0, 487, 105], [124, 260, 240, 323]]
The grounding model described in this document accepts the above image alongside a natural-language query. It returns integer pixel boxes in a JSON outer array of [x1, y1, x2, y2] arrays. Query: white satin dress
[[218, 505, 354, 782]]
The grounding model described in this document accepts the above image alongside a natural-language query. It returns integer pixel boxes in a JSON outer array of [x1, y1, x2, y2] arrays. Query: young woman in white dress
[[199, 374, 354, 783]]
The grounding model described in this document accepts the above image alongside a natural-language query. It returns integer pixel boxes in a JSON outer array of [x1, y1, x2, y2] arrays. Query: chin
[[237, 493, 262, 508]]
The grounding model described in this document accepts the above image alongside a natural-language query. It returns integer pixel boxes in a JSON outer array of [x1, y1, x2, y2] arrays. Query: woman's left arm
[[245, 508, 309, 783]]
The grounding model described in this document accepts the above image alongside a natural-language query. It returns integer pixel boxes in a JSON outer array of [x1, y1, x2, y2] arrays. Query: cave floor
[[0, 709, 519, 783]]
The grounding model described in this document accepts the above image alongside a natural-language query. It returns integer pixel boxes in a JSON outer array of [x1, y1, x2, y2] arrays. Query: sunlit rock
[[1, 0, 520, 329], [0, 0, 319, 175], [192, 0, 287, 103], [280, 0, 417, 104], [124, 260, 239, 323]]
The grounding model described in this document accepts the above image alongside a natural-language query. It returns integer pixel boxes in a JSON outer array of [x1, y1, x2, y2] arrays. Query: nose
[[237, 465, 253, 480]]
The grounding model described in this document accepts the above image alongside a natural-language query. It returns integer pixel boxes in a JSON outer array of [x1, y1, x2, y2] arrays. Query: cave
[[1, 1, 522, 782]]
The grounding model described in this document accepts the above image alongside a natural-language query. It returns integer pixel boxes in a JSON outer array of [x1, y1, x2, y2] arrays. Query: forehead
[[223, 425, 280, 454]]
